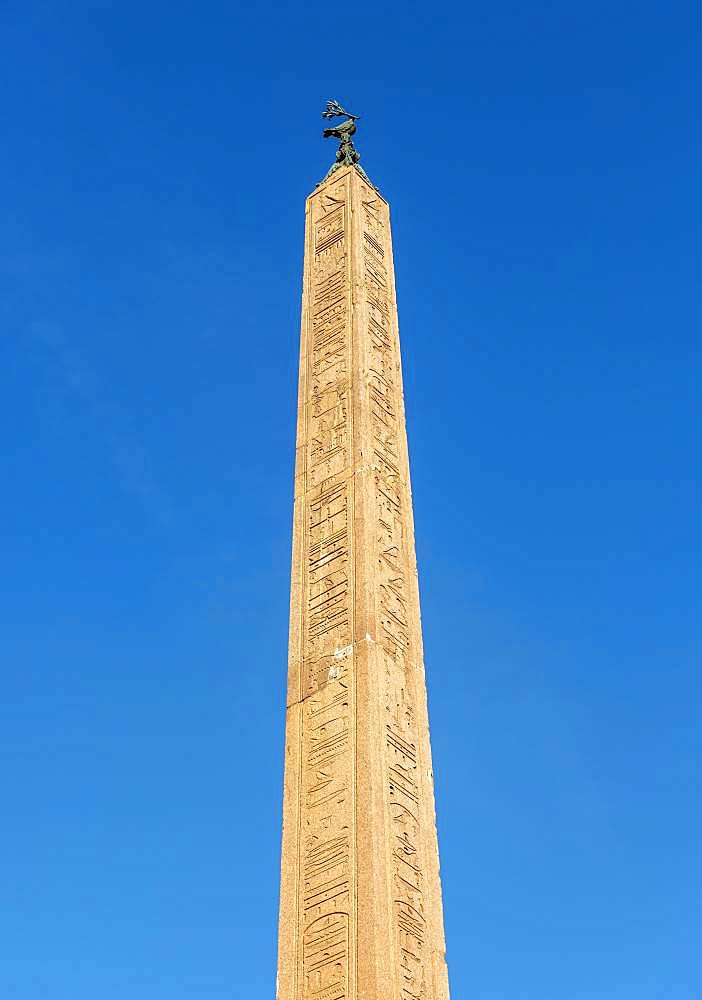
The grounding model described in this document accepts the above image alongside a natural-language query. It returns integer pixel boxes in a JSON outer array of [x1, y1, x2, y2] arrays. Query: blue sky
[[1, 2, 700, 997]]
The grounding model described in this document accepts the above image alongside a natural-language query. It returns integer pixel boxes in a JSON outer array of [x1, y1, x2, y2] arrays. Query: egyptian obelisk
[[276, 102, 450, 1000]]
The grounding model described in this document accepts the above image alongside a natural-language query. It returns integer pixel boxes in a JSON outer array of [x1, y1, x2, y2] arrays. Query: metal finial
[[319, 100, 374, 187]]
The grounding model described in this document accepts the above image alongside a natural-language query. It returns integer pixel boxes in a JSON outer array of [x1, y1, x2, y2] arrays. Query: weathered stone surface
[[277, 165, 450, 1000]]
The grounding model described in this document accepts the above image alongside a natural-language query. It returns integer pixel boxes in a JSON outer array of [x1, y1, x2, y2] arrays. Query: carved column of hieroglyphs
[[277, 166, 450, 1000]]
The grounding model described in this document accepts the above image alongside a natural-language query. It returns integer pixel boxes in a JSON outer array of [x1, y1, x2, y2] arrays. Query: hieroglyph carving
[[360, 194, 432, 1000], [298, 176, 355, 1000]]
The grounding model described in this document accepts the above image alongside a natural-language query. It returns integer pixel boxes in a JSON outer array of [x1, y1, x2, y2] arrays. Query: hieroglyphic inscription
[[307, 479, 349, 655], [303, 913, 349, 1000], [362, 193, 430, 1000], [298, 180, 354, 1000]]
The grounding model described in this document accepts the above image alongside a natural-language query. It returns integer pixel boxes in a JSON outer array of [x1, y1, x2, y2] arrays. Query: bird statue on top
[[319, 100, 376, 188]]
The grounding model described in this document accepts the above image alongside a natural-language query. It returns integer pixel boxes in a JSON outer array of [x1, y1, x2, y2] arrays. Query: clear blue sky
[[1, 2, 700, 997]]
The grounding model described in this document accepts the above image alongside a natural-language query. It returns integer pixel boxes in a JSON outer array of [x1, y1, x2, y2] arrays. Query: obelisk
[[276, 103, 450, 1000]]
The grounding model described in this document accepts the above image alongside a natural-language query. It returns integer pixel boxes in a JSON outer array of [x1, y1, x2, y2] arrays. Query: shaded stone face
[[276, 165, 450, 1000]]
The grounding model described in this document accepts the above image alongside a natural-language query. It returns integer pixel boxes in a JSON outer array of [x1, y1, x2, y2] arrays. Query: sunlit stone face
[[276, 165, 450, 1000]]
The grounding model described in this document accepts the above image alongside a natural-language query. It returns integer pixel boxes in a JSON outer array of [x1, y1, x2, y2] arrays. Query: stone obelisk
[[276, 104, 450, 1000]]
